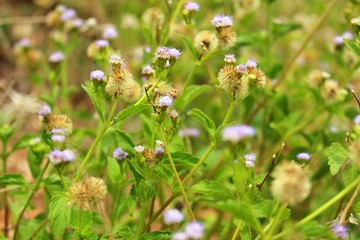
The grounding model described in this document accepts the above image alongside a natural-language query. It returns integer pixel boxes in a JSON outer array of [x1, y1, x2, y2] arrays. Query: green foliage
[[82, 84, 106, 123], [0, 174, 28, 187], [187, 108, 216, 139], [140, 231, 171, 240], [48, 193, 71, 240], [191, 179, 233, 201], [327, 143, 349, 175]]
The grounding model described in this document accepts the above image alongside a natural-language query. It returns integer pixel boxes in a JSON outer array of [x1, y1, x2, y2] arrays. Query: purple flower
[[236, 64, 246, 73], [61, 8, 76, 22], [17, 38, 30, 48], [210, 14, 233, 27], [244, 152, 256, 168], [163, 208, 184, 225], [62, 149, 76, 162], [72, 18, 84, 28], [113, 147, 128, 160], [96, 39, 109, 48], [159, 95, 173, 107], [51, 128, 65, 135], [155, 47, 181, 60], [331, 223, 348, 239], [102, 26, 118, 39], [90, 70, 105, 81], [38, 104, 51, 117], [179, 128, 200, 138], [342, 31, 354, 41], [49, 51, 64, 63], [354, 114, 360, 124], [48, 149, 64, 165], [184, 2, 200, 12], [296, 152, 311, 161], [154, 146, 165, 155], [222, 125, 255, 144], [334, 35, 344, 46], [51, 134, 65, 143], [245, 59, 257, 68], [172, 232, 188, 240], [185, 221, 204, 239], [141, 65, 155, 75], [224, 54, 236, 63]]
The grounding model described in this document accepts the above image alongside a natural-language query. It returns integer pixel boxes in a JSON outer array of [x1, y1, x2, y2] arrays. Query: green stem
[[135, 200, 148, 239], [159, 127, 195, 220], [273, 175, 360, 239], [220, 100, 236, 127], [231, 220, 243, 240], [161, 0, 184, 44], [264, 203, 287, 240], [78, 209, 82, 235], [27, 218, 49, 240], [14, 160, 50, 240], [56, 167, 70, 191]]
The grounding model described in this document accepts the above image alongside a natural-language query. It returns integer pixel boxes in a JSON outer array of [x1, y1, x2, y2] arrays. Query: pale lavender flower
[[102, 26, 118, 39], [109, 54, 124, 65], [168, 48, 181, 59], [49, 51, 64, 63], [113, 147, 128, 160], [184, 2, 200, 12], [48, 149, 64, 165], [17, 38, 30, 48], [90, 70, 105, 81], [245, 59, 257, 68], [51, 134, 65, 143], [163, 208, 184, 225], [134, 145, 145, 153], [342, 31, 354, 41], [172, 232, 189, 240], [159, 95, 173, 107], [141, 65, 155, 75], [236, 64, 246, 73], [354, 114, 360, 124], [210, 14, 233, 27], [96, 39, 109, 48], [38, 104, 51, 117], [222, 125, 255, 144], [331, 223, 348, 239], [62, 149, 76, 162], [244, 152, 256, 168], [155, 47, 181, 60], [61, 8, 76, 21], [224, 54, 236, 64], [72, 18, 84, 28], [334, 35, 344, 46], [179, 128, 200, 138], [185, 221, 204, 239], [154, 146, 165, 155], [296, 152, 311, 161], [51, 128, 65, 135]]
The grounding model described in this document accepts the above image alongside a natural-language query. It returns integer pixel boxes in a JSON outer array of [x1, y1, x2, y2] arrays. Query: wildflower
[[179, 128, 200, 138], [245, 59, 257, 68], [141, 65, 155, 80], [194, 30, 219, 56], [90, 70, 106, 81], [308, 69, 330, 86], [62, 149, 76, 162], [334, 35, 344, 48], [16, 38, 30, 49], [109, 54, 124, 69], [224, 54, 236, 64], [48, 149, 64, 165], [49, 51, 64, 63], [46, 114, 73, 135], [353, 114, 360, 124], [222, 125, 255, 144], [72, 18, 84, 28], [121, 80, 142, 103], [113, 147, 128, 160], [51, 134, 65, 143], [102, 26, 118, 39], [244, 152, 256, 168], [154, 146, 165, 156], [95, 39, 109, 48], [211, 14, 233, 27], [70, 176, 107, 211], [163, 208, 184, 225], [185, 221, 204, 239], [296, 152, 311, 161], [38, 104, 52, 117], [155, 46, 181, 60], [342, 31, 354, 41], [321, 79, 347, 102], [61, 8, 76, 22], [158, 95, 173, 107], [172, 232, 189, 240], [105, 68, 137, 98], [270, 161, 311, 205], [331, 223, 348, 239], [134, 145, 145, 153], [184, 2, 200, 12]]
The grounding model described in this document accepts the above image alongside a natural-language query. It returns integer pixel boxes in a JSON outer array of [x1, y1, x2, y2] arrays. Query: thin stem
[[264, 203, 287, 240], [159, 127, 195, 220], [145, 195, 175, 229], [135, 200, 148, 239], [55, 167, 70, 191], [220, 100, 236, 127], [14, 160, 50, 240], [27, 218, 49, 240], [339, 181, 360, 224], [231, 220, 243, 240]]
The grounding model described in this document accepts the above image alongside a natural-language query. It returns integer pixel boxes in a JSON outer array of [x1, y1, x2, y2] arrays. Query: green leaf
[[179, 35, 197, 60], [235, 31, 264, 47], [175, 85, 212, 109], [12, 134, 37, 151], [272, 22, 302, 41], [252, 199, 275, 219], [299, 221, 335, 239], [108, 157, 121, 183], [115, 226, 135, 240], [164, 151, 200, 168], [327, 143, 349, 175], [81, 84, 105, 123], [140, 231, 171, 240], [152, 163, 174, 184], [0, 174, 28, 187], [126, 159, 144, 182], [27, 147, 45, 178], [114, 129, 136, 155], [187, 108, 216, 138], [191, 180, 233, 201], [233, 162, 252, 201], [70, 208, 92, 236], [344, 39, 360, 59], [134, 180, 156, 201], [116, 104, 150, 123], [49, 193, 71, 240]]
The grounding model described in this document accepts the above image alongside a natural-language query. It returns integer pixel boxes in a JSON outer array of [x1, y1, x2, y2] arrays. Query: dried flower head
[[194, 30, 219, 56], [217, 26, 237, 48], [308, 69, 330, 86], [185, 221, 204, 239], [141, 65, 155, 80], [163, 208, 184, 225], [270, 161, 311, 205], [321, 79, 347, 101], [105, 68, 134, 97], [46, 114, 73, 135], [121, 80, 142, 103], [90, 70, 106, 81], [113, 147, 128, 160], [109, 54, 124, 75], [218, 65, 249, 99], [70, 176, 107, 211], [222, 125, 255, 144]]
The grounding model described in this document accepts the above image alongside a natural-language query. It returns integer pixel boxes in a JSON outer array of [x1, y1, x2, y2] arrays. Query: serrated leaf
[[114, 129, 135, 155], [126, 160, 144, 182], [107, 157, 121, 183], [49, 194, 71, 240], [164, 151, 199, 168], [191, 180, 233, 201], [140, 231, 171, 240], [299, 221, 335, 239], [0, 174, 28, 187], [252, 199, 275, 219], [115, 226, 135, 240], [327, 143, 349, 175], [82, 84, 105, 123], [187, 108, 216, 138], [116, 104, 150, 123], [153, 163, 174, 184], [70, 208, 92, 236], [344, 39, 360, 59], [179, 35, 197, 60]]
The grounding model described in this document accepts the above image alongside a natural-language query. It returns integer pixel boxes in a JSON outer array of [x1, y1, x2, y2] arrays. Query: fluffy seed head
[[222, 125, 255, 144], [217, 26, 237, 48], [163, 208, 184, 225], [105, 68, 134, 97], [185, 221, 204, 239], [121, 80, 142, 103], [141, 65, 155, 79], [194, 30, 219, 56], [46, 114, 73, 135], [70, 177, 107, 211], [270, 161, 311, 205]]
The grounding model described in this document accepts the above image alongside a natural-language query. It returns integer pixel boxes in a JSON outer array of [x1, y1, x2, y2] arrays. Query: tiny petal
[[185, 221, 204, 239], [296, 152, 311, 161], [245, 59, 257, 68], [113, 147, 128, 160], [163, 208, 184, 225], [90, 69, 106, 81], [159, 95, 173, 107]]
